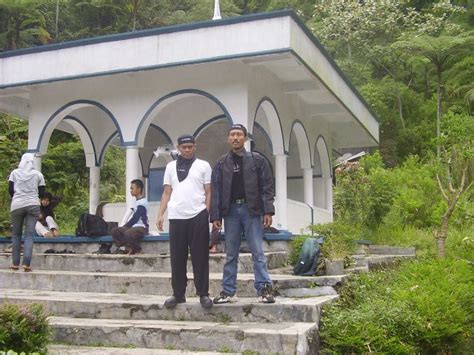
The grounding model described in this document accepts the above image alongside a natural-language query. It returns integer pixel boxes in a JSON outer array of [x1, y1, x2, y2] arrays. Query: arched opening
[[287, 121, 311, 203], [137, 90, 232, 206], [252, 98, 284, 156], [36, 101, 124, 221], [140, 125, 172, 202], [194, 115, 230, 166], [136, 89, 232, 147], [314, 135, 332, 211], [36, 100, 123, 156], [252, 122, 274, 176]]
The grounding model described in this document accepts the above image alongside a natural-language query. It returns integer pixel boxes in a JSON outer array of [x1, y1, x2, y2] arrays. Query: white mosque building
[[0, 9, 378, 234]]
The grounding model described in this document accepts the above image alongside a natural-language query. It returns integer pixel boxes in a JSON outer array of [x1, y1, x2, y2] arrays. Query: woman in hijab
[[8, 153, 45, 271]]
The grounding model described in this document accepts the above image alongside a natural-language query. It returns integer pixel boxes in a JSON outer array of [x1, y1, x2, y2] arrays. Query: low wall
[[286, 199, 332, 234], [102, 199, 333, 235], [102, 202, 165, 234], [0, 233, 293, 254]]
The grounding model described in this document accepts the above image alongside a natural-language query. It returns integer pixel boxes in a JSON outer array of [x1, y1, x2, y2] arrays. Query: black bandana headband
[[228, 124, 247, 136], [177, 134, 195, 145]]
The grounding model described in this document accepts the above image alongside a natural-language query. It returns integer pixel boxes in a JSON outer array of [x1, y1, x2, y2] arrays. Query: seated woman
[[111, 179, 149, 255], [35, 192, 61, 237]]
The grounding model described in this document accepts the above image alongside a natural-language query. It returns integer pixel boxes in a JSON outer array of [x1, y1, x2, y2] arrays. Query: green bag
[[293, 237, 324, 276]]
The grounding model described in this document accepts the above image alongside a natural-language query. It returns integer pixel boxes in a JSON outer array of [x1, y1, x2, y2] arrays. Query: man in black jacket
[[210, 124, 275, 304]]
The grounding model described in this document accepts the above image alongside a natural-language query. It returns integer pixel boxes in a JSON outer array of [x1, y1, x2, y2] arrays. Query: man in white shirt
[[157, 134, 213, 309]]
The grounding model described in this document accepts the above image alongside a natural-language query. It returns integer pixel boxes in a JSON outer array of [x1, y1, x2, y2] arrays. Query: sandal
[[22, 265, 33, 272], [9, 265, 19, 270]]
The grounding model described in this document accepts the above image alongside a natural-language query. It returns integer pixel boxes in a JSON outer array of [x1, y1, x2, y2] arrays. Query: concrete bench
[[0, 231, 293, 254]]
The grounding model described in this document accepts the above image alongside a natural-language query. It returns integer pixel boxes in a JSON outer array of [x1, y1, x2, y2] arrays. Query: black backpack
[[75, 213, 109, 237], [293, 237, 324, 276]]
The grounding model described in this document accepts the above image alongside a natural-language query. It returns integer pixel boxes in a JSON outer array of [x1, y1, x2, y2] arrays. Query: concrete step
[[0, 269, 345, 297], [49, 344, 237, 354], [0, 236, 291, 254], [49, 317, 319, 354], [0, 251, 287, 273], [368, 245, 416, 256], [0, 288, 338, 323], [366, 254, 416, 269], [352, 254, 416, 268]]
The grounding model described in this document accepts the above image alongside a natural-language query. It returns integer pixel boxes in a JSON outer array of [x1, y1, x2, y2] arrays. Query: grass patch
[[216, 312, 231, 324], [365, 224, 436, 257], [218, 346, 233, 353], [320, 257, 474, 353], [365, 225, 474, 262]]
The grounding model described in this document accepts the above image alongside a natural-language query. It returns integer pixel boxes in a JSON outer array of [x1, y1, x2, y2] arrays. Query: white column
[[325, 177, 333, 221], [274, 154, 288, 230], [244, 140, 251, 151], [34, 154, 42, 172], [126, 146, 140, 209], [89, 166, 100, 214], [137, 154, 143, 180], [303, 168, 314, 207], [213, 0, 222, 20]]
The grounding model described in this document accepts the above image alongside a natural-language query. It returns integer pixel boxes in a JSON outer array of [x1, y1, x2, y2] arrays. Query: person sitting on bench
[[35, 192, 60, 237], [111, 179, 149, 255]]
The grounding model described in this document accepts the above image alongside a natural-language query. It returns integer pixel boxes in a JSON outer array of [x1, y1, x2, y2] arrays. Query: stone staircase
[[0, 242, 416, 354], [0, 249, 338, 354]]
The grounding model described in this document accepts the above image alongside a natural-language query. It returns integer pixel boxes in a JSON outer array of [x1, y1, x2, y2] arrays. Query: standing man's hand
[[157, 216, 165, 231], [263, 214, 272, 228], [157, 185, 172, 232], [212, 220, 222, 229]]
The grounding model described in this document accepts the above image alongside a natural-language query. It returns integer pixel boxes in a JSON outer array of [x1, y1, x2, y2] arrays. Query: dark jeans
[[11, 205, 40, 267], [111, 226, 146, 253], [169, 209, 210, 297]]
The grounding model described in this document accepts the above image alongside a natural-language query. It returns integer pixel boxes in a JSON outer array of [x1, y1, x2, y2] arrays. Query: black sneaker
[[164, 295, 186, 309], [200, 295, 213, 309], [112, 246, 127, 254], [93, 243, 111, 254], [260, 284, 275, 304], [213, 291, 238, 304]]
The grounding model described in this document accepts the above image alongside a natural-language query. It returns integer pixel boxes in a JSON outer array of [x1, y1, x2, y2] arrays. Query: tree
[[310, 0, 409, 61], [0, 114, 28, 232], [434, 111, 473, 258], [0, 0, 52, 50], [392, 34, 474, 157], [445, 56, 474, 113]]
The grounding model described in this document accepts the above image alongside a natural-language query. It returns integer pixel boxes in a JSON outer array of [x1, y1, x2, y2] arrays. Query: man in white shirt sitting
[[111, 179, 149, 255]]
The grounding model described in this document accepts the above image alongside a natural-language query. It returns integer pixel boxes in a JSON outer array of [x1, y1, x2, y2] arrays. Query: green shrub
[[0, 303, 52, 354], [450, 187, 474, 230], [334, 151, 396, 229], [445, 228, 474, 261], [334, 152, 464, 232], [320, 258, 474, 354], [382, 156, 444, 228], [311, 223, 359, 260]]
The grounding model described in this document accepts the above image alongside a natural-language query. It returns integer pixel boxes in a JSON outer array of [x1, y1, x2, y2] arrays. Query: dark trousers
[[169, 209, 210, 297], [111, 226, 146, 253]]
